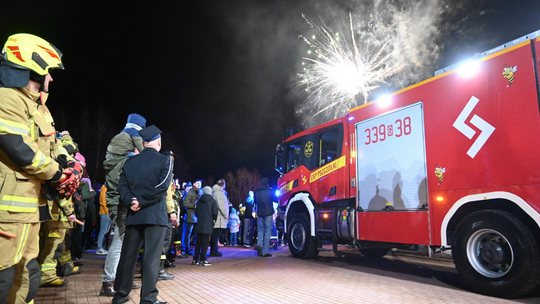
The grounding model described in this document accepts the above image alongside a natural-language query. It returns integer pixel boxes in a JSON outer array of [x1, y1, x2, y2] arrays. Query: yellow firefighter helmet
[[2, 33, 64, 76]]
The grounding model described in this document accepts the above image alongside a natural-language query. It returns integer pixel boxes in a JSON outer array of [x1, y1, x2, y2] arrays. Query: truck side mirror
[[275, 144, 284, 175]]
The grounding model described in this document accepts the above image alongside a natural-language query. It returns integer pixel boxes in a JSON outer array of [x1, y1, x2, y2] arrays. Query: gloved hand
[[57, 160, 82, 198]]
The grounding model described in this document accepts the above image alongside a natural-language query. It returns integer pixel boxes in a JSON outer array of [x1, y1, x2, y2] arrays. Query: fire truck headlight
[[457, 60, 480, 78], [377, 94, 392, 108], [275, 190, 281, 197]]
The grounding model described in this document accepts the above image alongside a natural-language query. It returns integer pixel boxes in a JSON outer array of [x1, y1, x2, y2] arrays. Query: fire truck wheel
[[359, 248, 390, 258], [452, 210, 540, 298], [288, 213, 319, 259]]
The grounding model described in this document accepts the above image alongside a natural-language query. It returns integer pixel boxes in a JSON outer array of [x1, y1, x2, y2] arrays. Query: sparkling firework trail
[[298, 13, 406, 119]]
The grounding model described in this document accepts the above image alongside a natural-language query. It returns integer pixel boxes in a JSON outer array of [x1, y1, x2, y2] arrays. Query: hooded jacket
[[212, 184, 229, 229], [194, 186, 217, 235]]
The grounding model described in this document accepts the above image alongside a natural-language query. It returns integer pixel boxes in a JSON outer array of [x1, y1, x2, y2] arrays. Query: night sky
[[2, 0, 540, 186]]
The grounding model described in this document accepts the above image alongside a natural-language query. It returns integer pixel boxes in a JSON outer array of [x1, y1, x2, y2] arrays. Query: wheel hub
[[466, 228, 514, 278], [291, 223, 306, 250]]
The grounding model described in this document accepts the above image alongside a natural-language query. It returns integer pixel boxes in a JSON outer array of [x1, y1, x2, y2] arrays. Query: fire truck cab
[[275, 30, 540, 298]]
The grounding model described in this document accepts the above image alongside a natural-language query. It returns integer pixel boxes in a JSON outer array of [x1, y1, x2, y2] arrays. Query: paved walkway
[[35, 245, 540, 304]]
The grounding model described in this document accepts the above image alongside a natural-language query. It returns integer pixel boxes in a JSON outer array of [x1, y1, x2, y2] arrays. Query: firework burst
[[298, 13, 406, 120]]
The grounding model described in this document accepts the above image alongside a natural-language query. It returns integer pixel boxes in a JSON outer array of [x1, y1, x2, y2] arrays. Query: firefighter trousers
[[37, 224, 66, 284], [57, 230, 74, 275], [0, 222, 41, 304]]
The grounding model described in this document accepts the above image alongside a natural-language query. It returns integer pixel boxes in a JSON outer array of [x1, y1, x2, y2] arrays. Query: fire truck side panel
[[356, 211, 430, 244], [424, 41, 540, 245], [348, 40, 540, 247]]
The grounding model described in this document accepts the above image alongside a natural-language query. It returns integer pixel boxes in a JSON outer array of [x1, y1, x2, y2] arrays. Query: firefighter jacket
[[0, 86, 66, 223], [165, 181, 176, 215], [46, 197, 74, 229]]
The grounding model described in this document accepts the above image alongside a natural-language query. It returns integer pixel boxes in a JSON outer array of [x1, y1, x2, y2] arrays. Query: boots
[[41, 278, 68, 287], [99, 281, 115, 296]]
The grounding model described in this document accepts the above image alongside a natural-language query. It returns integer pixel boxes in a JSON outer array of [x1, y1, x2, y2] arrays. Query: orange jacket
[[99, 185, 108, 215]]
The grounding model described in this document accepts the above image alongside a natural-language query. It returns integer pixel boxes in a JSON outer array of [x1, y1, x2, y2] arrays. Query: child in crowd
[[228, 208, 241, 246]]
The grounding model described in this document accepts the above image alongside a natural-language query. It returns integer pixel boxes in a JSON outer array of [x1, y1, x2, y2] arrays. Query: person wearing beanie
[[99, 114, 147, 296], [255, 177, 277, 257], [114, 125, 172, 304], [192, 186, 218, 266]]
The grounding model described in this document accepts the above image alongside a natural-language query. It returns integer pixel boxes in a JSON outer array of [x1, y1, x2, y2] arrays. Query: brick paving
[[35, 245, 540, 304]]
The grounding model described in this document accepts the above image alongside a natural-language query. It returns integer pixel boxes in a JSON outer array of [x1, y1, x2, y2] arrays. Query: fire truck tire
[[287, 213, 319, 259], [452, 210, 540, 298], [359, 248, 390, 258]]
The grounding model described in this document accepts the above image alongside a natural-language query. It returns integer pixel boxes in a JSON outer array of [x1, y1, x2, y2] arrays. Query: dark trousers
[[113, 225, 166, 304], [182, 222, 195, 253], [243, 218, 255, 245], [221, 228, 229, 244], [193, 234, 210, 262], [210, 228, 224, 253], [161, 219, 172, 264]]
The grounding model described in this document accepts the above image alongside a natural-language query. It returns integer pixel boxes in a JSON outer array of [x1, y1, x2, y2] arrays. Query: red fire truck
[[275, 30, 540, 298]]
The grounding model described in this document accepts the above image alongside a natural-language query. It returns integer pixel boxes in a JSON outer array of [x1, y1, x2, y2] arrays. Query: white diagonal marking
[[453, 96, 478, 139], [468, 114, 495, 158], [453, 96, 495, 159]]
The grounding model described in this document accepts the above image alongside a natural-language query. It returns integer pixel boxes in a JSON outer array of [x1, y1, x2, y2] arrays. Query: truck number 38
[[365, 117, 411, 145]]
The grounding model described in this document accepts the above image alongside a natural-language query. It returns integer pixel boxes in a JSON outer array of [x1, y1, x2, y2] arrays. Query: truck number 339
[[365, 117, 411, 145]]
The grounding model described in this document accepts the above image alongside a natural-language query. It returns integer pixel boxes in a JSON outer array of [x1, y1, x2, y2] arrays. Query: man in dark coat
[[192, 186, 217, 266], [112, 125, 173, 304], [255, 177, 277, 257]]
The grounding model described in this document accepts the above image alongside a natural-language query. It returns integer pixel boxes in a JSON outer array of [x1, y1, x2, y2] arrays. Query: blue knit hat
[[127, 113, 146, 128]]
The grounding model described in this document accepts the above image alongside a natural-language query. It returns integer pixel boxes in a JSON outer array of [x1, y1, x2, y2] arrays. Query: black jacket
[[254, 185, 276, 218], [194, 194, 217, 235], [244, 200, 254, 219], [118, 147, 173, 227]]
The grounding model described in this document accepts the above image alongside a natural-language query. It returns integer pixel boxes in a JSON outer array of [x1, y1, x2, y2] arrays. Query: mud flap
[[0, 266, 15, 304]]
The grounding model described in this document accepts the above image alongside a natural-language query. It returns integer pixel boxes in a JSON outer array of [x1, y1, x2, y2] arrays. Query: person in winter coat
[[242, 191, 255, 247], [99, 113, 146, 296], [193, 186, 217, 266], [96, 184, 111, 255], [228, 208, 240, 246], [255, 178, 277, 257], [180, 179, 202, 256], [210, 179, 229, 257]]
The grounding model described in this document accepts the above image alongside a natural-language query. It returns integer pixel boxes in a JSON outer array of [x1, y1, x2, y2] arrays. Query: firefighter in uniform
[[38, 134, 80, 287], [37, 197, 76, 287], [0, 34, 82, 304]]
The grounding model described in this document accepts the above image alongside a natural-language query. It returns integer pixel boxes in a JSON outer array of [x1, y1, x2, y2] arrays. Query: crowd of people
[[0, 33, 282, 304]]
